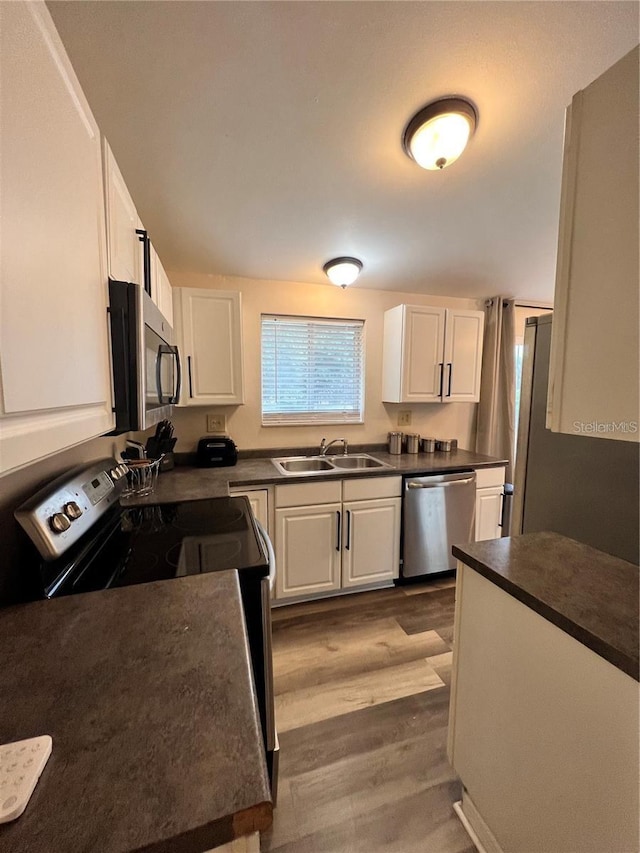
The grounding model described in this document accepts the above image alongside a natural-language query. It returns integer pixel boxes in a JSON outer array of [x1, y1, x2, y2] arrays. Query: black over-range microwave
[[108, 279, 181, 434]]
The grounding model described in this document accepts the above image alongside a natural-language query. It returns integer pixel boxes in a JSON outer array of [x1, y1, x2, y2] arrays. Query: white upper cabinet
[[150, 247, 174, 328], [104, 139, 173, 326], [173, 288, 244, 406], [0, 1, 114, 475], [103, 140, 143, 286], [548, 47, 639, 441], [382, 305, 484, 403], [442, 310, 485, 402]]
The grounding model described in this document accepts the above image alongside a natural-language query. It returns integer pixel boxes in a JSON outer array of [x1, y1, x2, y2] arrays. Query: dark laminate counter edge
[[452, 534, 639, 681]]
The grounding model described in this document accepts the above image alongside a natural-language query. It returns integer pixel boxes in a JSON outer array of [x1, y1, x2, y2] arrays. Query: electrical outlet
[[398, 410, 412, 427], [206, 414, 226, 433]]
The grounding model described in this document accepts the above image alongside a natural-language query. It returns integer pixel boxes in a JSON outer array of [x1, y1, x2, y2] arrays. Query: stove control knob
[[110, 467, 121, 481], [63, 502, 83, 520], [49, 513, 71, 534], [116, 464, 129, 478]]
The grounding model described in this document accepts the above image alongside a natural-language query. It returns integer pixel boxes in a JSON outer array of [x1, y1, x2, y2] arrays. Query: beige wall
[[165, 272, 485, 453]]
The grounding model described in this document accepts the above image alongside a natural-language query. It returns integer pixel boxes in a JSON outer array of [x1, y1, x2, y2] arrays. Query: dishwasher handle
[[407, 477, 475, 489]]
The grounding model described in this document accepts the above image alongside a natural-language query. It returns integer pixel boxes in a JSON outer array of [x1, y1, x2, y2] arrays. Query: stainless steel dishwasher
[[402, 471, 476, 577]]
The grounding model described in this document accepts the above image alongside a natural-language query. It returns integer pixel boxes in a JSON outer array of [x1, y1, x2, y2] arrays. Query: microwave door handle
[[156, 345, 165, 404], [157, 345, 181, 404], [171, 346, 181, 404]]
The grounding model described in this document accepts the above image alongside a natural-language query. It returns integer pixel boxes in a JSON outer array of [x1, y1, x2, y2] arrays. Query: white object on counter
[[0, 735, 52, 823]]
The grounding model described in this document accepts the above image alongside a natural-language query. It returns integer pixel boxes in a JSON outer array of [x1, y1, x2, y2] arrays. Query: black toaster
[[196, 437, 238, 467]]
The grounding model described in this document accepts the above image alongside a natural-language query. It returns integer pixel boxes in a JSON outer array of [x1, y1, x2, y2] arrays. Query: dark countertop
[[452, 532, 639, 680], [132, 449, 507, 506], [0, 571, 272, 853]]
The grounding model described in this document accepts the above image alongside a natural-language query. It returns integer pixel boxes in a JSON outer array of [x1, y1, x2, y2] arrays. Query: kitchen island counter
[[452, 530, 639, 679], [130, 448, 507, 506], [448, 531, 639, 853], [0, 571, 272, 853]]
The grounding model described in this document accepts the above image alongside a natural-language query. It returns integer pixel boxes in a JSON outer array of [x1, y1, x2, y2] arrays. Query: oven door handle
[[255, 519, 276, 593]]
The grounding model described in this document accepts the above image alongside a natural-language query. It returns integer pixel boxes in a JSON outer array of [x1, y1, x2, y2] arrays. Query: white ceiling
[[48, 1, 638, 300]]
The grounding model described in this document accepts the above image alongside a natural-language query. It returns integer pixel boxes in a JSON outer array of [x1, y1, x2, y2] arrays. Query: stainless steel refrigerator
[[512, 314, 639, 564]]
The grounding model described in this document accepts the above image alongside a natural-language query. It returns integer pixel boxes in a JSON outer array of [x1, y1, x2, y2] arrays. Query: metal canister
[[406, 433, 420, 454], [421, 437, 436, 453], [388, 432, 403, 455], [435, 438, 456, 452]]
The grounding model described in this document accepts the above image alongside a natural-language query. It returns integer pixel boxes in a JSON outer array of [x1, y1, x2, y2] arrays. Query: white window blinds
[[261, 315, 365, 425]]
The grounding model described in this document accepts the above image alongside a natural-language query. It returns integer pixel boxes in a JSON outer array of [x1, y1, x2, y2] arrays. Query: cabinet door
[[0, 1, 114, 475], [475, 486, 503, 541], [230, 489, 268, 530], [342, 497, 401, 588], [175, 288, 244, 406], [275, 504, 341, 599], [150, 248, 173, 327], [548, 47, 639, 441], [103, 140, 142, 285], [443, 309, 484, 402], [402, 306, 446, 402]]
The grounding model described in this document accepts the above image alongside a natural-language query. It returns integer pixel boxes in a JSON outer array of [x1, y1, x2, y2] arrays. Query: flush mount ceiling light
[[403, 97, 478, 171], [323, 257, 363, 288]]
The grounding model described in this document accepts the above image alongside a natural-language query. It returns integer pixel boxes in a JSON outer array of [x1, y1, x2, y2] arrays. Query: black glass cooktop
[[41, 497, 268, 598]]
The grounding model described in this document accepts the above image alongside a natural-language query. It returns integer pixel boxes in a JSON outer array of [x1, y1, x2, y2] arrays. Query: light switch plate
[[206, 414, 226, 433], [398, 410, 412, 426]]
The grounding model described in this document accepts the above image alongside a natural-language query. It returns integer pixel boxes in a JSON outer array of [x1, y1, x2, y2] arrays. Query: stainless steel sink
[[276, 457, 334, 473], [271, 453, 390, 476], [328, 454, 386, 469]]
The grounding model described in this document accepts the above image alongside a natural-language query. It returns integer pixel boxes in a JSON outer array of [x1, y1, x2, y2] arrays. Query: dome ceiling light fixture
[[403, 97, 478, 171], [323, 257, 363, 288]]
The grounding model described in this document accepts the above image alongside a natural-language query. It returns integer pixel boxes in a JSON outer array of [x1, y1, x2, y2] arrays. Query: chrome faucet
[[319, 437, 348, 456]]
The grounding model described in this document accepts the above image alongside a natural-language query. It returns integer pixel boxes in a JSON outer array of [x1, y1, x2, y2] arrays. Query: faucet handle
[[319, 438, 327, 455], [343, 439, 348, 456]]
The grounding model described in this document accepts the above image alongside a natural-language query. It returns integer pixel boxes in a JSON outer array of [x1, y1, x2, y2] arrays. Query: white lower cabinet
[[275, 502, 342, 599], [229, 488, 269, 530], [474, 467, 506, 542], [341, 498, 402, 588], [205, 832, 260, 853], [274, 477, 402, 601]]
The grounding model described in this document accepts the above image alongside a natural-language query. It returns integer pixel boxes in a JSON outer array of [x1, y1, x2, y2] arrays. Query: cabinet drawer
[[275, 480, 342, 508], [475, 467, 506, 489], [342, 476, 402, 501]]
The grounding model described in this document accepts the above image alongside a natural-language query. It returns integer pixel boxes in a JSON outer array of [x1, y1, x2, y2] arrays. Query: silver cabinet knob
[[49, 513, 71, 533], [63, 502, 82, 520]]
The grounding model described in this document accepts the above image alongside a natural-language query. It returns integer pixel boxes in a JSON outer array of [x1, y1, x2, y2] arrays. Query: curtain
[[475, 298, 516, 482]]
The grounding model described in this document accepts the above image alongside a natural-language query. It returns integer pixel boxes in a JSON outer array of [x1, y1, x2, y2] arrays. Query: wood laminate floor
[[263, 578, 474, 853]]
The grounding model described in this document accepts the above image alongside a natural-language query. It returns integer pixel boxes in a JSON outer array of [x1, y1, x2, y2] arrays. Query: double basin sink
[[272, 453, 391, 476]]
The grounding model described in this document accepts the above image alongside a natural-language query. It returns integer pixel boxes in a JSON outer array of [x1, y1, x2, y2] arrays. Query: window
[[261, 315, 364, 425]]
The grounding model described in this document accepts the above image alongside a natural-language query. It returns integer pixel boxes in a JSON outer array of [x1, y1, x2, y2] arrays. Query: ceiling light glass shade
[[323, 257, 363, 287], [403, 97, 477, 170]]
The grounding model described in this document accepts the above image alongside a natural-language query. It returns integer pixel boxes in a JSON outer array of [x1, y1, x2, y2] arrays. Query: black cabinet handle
[[438, 363, 444, 398], [447, 363, 453, 397], [336, 511, 341, 552], [135, 228, 151, 296], [345, 510, 351, 550], [187, 356, 193, 398], [498, 493, 506, 528]]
